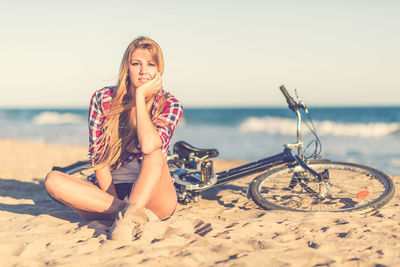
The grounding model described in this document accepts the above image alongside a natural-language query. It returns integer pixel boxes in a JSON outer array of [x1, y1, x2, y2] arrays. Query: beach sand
[[0, 139, 399, 266]]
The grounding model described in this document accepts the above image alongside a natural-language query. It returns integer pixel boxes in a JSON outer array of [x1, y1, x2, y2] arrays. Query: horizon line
[[1, 104, 399, 110]]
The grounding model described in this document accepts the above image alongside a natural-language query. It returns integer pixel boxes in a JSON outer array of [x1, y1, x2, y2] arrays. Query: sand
[[0, 139, 399, 266]]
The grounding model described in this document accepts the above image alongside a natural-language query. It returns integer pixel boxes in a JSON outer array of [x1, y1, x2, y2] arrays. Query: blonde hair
[[94, 36, 169, 170]]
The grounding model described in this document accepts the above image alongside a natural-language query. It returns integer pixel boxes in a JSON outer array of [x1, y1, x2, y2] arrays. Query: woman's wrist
[[135, 89, 146, 102]]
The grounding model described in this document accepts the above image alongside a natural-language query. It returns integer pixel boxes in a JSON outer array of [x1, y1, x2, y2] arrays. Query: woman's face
[[128, 48, 158, 89]]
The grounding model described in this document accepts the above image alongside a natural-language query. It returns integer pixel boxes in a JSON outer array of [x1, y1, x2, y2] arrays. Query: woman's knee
[[44, 170, 63, 196]]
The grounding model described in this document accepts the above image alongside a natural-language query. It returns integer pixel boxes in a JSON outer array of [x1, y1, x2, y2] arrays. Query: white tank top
[[111, 159, 141, 184]]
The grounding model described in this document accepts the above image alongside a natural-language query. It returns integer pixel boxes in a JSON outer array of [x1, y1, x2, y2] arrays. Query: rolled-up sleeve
[[154, 96, 183, 155]]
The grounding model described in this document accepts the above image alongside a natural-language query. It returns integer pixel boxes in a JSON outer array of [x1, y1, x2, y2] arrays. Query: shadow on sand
[[0, 177, 82, 223], [200, 183, 247, 208]]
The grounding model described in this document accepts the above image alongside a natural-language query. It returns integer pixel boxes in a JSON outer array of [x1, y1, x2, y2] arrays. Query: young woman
[[45, 37, 183, 231]]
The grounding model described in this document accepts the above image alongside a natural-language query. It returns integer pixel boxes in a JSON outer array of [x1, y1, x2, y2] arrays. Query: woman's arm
[[88, 88, 113, 166], [95, 167, 117, 197], [88, 88, 117, 197], [135, 73, 163, 154]]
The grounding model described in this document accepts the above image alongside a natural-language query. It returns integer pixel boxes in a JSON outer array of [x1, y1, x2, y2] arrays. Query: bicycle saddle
[[173, 141, 219, 159]]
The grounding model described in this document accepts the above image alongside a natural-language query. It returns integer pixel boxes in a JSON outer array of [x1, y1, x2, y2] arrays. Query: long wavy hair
[[93, 36, 170, 170]]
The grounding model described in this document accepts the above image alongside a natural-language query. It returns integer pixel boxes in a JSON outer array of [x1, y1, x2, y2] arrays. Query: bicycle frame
[[173, 148, 303, 196], [213, 151, 291, 187]]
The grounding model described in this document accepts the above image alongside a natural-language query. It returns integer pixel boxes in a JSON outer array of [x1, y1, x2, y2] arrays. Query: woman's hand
[[135, 73, 162, 100]]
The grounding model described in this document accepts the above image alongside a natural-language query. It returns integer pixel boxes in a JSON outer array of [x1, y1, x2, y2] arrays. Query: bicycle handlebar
[[279, 85, 298, 112]]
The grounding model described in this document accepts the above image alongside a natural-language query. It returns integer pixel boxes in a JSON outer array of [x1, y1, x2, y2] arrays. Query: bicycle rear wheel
[[248, 159, 395, 212]]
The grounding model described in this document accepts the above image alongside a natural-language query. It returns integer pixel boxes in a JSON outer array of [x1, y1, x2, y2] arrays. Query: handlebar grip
[[279, 85, 298, 112]]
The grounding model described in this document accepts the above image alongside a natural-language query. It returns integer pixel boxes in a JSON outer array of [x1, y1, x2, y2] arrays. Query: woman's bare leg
[[129, 149, 177, 219], [45, 171, 123, 220], [46, 149, 176, 221]]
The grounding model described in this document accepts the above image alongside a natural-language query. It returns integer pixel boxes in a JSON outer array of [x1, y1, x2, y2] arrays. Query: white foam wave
[[239, 116, 400, 137], [33, 112, 85, 125]]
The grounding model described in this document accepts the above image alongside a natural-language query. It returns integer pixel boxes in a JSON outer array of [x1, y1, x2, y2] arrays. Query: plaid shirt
[[88, 86, 183, 170]]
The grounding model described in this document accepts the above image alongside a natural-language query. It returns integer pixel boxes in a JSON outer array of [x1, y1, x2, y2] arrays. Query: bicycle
[[54, 85, 395, 213]]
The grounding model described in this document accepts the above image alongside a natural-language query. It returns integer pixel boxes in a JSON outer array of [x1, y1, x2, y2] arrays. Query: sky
[[1, 0, 399, 108]]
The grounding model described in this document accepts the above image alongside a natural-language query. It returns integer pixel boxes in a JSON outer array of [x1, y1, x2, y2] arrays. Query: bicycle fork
[[284, 148, 333, 199]]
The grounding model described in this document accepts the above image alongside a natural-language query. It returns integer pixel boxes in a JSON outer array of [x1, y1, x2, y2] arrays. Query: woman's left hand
[[136, 73, 162, 100]]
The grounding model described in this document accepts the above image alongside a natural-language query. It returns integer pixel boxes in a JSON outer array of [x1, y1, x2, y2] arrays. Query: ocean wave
[[239, 116, 400, 137], [33, 112, 85, 125]]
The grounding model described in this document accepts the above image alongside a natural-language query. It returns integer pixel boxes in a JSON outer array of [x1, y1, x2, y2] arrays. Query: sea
[[1, 106, 400, 175]]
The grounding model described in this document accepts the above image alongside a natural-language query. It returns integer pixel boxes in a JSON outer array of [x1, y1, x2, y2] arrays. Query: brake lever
[[295, 89, 309, 114]]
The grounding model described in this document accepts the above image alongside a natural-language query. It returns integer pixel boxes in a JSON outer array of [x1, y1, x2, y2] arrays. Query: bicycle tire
[[248, 159, 395, 212]]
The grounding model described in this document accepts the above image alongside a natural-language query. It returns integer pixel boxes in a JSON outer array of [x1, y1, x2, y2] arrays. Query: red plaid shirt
[[88, 87, 183, 170]]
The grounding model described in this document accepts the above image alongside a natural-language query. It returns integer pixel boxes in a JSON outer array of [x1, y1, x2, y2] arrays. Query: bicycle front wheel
[[248, 159, 395, 212]]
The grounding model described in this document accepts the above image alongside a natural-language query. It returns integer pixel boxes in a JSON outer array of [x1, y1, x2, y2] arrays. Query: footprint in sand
[[321, 226, 329, 232], [307, 241, 320, 249], [193, 219, 213, 237], [337, 232, 350, 238], [334, 219, 349, 225]]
